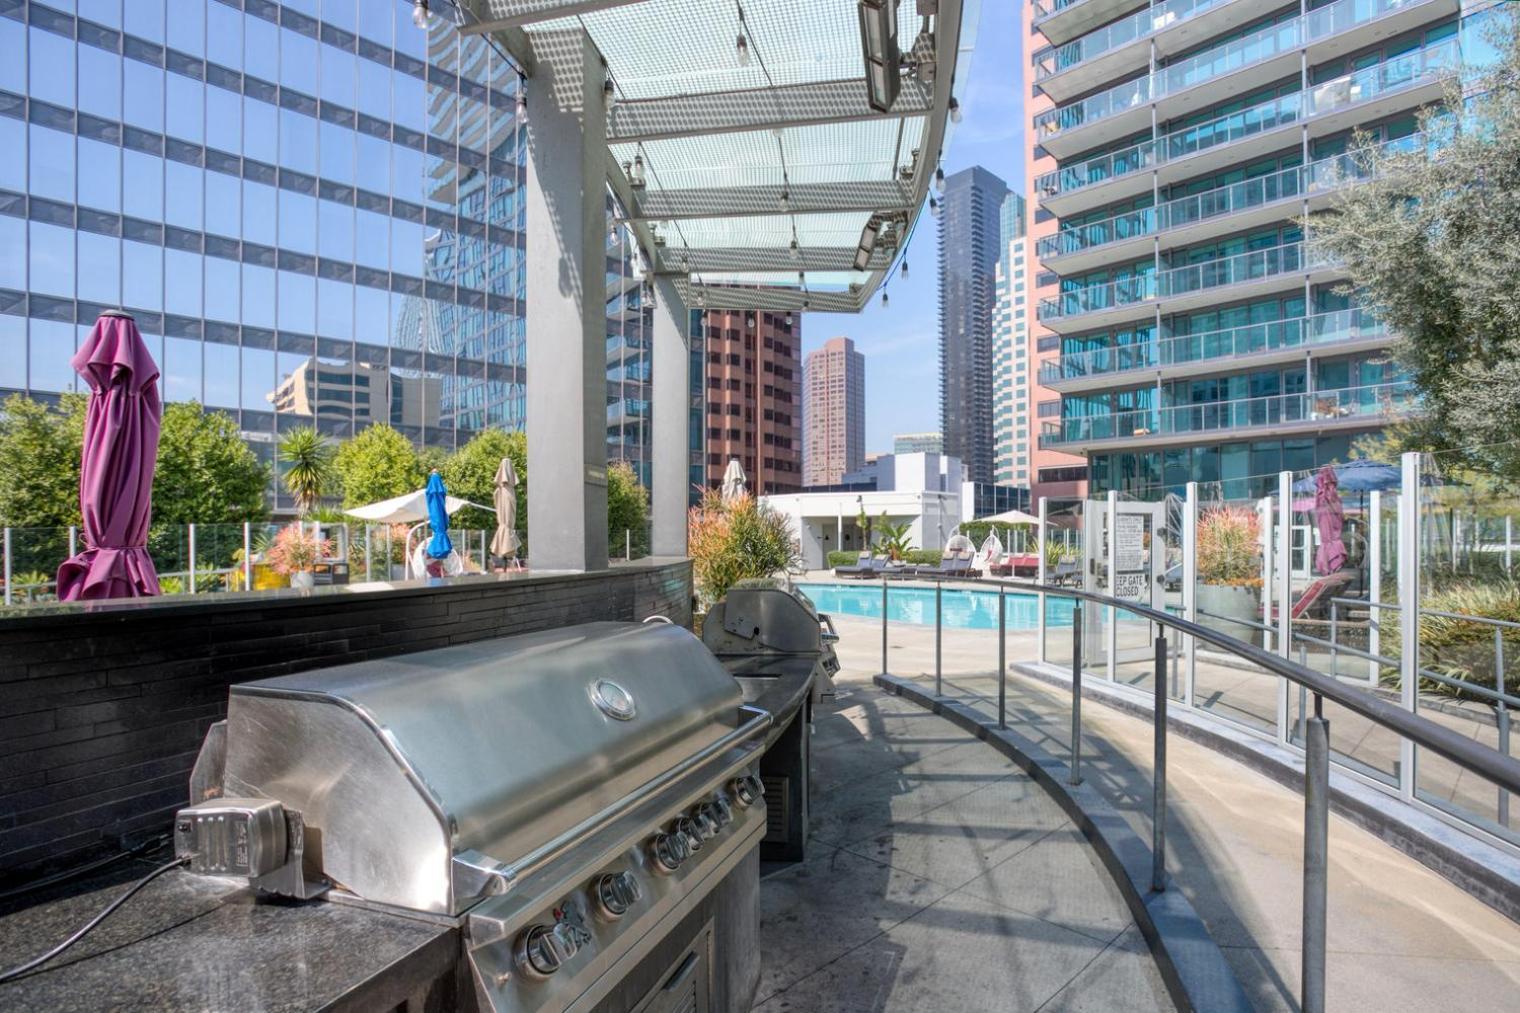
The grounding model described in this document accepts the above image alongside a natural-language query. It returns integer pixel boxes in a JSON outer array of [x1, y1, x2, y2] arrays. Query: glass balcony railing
[[1033, 0, 1454, 145], [1304, 37, 1460, 117], [1039, 240, 1323, 322], [1039, 380, 1418, 446], [1038, 308, 1388, 384], [1034, 0, 1235, 81], [1033, 0, 1099, 20], [1160, 240, 1318, 296], [1039, 273, 1159, 321]]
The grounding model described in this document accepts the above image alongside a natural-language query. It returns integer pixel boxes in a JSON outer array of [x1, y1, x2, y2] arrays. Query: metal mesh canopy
[[460, 0, 974, 311]]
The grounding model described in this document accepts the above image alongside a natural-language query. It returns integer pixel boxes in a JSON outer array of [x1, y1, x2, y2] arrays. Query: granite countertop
[[719, 655, 816, 744], [0, 862, 456, 1012]]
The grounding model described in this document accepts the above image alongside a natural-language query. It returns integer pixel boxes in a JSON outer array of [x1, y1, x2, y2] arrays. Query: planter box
[[1196, 583, 1262, 648]]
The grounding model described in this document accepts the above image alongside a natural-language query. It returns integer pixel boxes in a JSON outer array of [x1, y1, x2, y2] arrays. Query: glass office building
[[0, 0, 656, 498]]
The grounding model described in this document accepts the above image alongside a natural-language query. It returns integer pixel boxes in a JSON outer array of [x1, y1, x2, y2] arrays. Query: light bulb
[[881, 291, 889, 308], [934, 167, 945, 194], [779, 190, 790, 212], [785, 311, 793, 326], [929, 196, 941, 219], [603, 77, 615, 113], [736, 34, 750, 67], [901, 260, 909, 280], [798, 270, 806, 284], [948, 97, 962, 124], [789, 238, 800, 261], [411, 0, 431, 29], [631, 154, 646, 186]]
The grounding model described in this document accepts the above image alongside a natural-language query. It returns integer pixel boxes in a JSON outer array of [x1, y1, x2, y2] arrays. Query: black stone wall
[[0, 561, 692, 881]]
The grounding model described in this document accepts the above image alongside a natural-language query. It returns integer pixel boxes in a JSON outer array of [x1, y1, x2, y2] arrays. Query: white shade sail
[[344, 489, 493, 525], [976, 508, 1042, 526]]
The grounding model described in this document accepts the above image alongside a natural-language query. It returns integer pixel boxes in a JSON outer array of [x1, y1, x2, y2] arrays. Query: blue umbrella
[[1292, 459, 1403, 494], [425, 470, 453, 559]]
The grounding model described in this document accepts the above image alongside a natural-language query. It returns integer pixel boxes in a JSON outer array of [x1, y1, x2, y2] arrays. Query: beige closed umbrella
[[720, 458, 747, 504], [490, 457, 519, 563]]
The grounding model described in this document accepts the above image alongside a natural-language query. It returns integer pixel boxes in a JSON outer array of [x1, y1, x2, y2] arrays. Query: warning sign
[[1114, 514, 1145, 572], [1113, 572, 1149, 602]]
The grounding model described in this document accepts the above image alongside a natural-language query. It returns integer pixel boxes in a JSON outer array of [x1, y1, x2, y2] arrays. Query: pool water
[[796, 582, 1076, 630]]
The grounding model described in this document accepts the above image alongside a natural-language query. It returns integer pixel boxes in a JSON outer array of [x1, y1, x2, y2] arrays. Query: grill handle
[[459, 704, 773, 907]]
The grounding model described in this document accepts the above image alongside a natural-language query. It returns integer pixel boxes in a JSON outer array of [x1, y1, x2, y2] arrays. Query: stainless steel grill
[[177, 621, 770, 1013]]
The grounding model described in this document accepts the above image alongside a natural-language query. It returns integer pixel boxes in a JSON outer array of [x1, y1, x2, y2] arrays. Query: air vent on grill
[[761, 775, 789, 842]]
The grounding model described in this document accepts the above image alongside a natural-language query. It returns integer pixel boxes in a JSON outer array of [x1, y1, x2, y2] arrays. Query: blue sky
[[801, 3, 1025, 454]]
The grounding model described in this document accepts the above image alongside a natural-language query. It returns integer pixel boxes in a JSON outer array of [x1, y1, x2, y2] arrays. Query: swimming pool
[[796, 582, 1076, 630]]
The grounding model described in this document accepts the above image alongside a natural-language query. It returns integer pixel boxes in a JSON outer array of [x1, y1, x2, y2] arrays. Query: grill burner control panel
[[505, 775, 764, 988]]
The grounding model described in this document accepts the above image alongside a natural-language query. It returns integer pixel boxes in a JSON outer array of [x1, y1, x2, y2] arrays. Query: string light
[[736, 34, 750, 66], [411, 0, 431, 29], [881, 291, 889, 308], [929, 196, 941, 219], [948, 96, 962, 124], [789, 238, 800, 261], [901, 260, 909, 280], [934, 166, 945, 194], [603, 76, 615, 114], [778, 189, 790, 212]]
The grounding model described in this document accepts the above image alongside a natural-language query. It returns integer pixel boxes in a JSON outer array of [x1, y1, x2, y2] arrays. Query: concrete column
[[524, 31, 608, 572], [650, 276, 690, 557]]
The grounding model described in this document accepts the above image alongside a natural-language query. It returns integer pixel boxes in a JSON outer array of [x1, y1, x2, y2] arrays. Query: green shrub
[[826, 550, 860, 568], [1380, 581, 1520, 698], [905, 549, 942, 565], [688, 491, 801, 608]]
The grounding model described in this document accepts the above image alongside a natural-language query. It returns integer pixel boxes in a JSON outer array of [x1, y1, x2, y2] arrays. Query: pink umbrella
[[1313, 465, 1347, 575], [55, 312, 162, 600]]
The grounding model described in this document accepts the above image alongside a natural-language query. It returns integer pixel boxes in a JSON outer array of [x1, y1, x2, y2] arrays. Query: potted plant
[[265, 523, 331, 589], [877, 516, 914, 562], [1195, 505, 1263, 644]]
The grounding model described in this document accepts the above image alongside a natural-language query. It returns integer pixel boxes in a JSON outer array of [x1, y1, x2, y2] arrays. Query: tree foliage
[[440, 428, 526, 534], [278, 425, 335, 516], [1308, 11, 1520, 478], [0, 394, 86, 528], [152, 402, 271, 525], [687, 490, 801, 607], [333, 423, 424, 507], [607, 461, 649, 557]]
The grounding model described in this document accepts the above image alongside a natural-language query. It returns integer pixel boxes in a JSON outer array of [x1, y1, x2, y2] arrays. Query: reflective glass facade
[[1, 0, 655, 497]]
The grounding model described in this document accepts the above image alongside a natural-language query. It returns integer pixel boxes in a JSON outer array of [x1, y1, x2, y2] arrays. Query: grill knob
[[696, 802, 722, 836], [594, 871, 641, 920], [649, 831, 689, 874], [730, 774, 764, 809], [710, 796, 733, 828], [675, 816, 704, 852], [515, 922, 580, 979]]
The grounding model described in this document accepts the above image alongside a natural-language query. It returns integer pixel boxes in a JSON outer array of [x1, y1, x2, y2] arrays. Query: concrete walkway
[[754, 681, 1174, 1012], [826, 613, 1520, 1012]]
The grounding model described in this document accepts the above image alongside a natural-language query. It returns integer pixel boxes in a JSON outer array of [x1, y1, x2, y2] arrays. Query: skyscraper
[[802, 336, 865, 487], [1024, 0, 1466, 499], [938, 166, 1009, 485], [993, 193, 1030, 487], [0, 1, 653, 505], [703, 309, 802, 496]]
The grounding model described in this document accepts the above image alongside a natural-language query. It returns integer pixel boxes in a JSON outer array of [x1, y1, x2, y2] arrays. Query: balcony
[[1038, 380, 1418, 451], [1037, 240, 1341, 332], [1037, 133, 1425, 274], [1035, 0, 1454, 105], [1038, 308, 1392, 392], [1033, 34, 1459, 209], [1032, 0, 1151, 48]]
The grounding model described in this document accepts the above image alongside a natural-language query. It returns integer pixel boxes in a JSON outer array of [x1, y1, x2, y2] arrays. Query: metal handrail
[[1013, 580, 1520, 792]]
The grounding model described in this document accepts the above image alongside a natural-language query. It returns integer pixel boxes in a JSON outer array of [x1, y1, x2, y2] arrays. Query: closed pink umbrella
[[1313, 465, 1347, 575], [55, 311, 162, 600]]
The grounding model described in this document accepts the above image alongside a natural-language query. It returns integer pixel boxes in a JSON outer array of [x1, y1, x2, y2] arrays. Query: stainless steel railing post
[[935, 581, 943, 697], [1303, 693, 1330, 1013], [1070, 604, 1083, 785], [1153, 632, 1168, 892], [998, 585, 1007, 730], [880, 577, 889, 675], [1499, 628, 1510, 827]]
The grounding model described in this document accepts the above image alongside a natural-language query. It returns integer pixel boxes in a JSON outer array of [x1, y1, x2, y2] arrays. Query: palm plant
[[279, 426, 335, 517], [876, 518, 914, 562]]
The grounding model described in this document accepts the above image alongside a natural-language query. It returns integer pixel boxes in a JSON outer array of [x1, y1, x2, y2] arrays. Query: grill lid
[[218, 621, 742, 914]]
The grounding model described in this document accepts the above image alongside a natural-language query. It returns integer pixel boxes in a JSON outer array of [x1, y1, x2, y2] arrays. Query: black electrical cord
[[0, 833, 171, 903], [0, 856, 189, 985]]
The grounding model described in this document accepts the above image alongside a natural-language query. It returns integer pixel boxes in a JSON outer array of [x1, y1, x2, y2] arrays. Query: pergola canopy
[[460, 0, 974, 312]]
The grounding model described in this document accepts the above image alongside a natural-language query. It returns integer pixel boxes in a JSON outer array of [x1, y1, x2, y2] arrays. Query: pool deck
[[756, 679, 1174, 1012], [821, 609, 1520, 1011]]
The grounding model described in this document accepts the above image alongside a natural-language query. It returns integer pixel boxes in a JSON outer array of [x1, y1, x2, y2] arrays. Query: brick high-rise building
[[802, 336, 866, 487], [702, 310, 802, 495]]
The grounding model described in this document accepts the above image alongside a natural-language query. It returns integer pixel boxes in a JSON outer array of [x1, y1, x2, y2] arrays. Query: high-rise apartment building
[[703, 309, 802, 495], [1025, 0, 1472, 500], [0, 1, 654, 503], [893, 431, 943, 455], [803, 336, 865, 487], [938, 165, 1009, 485], [993, 194, 1030, 487]]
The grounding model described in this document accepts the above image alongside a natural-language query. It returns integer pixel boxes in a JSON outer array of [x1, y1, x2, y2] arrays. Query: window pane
[[206, 84, 242, 155], [355, 131, 390, 193], [0, 216, 26, 290], [80, 0, 122, 28], [29, 319, 79, 393], [207, 0, 242, 69], [0, 116, 22, 193], [319, 43, 355, 109], [29, 27, 75, 108], [278, 271, 315, 332], [317, 278, 353, 338], [205, 255, 238, 322], [28, 125, 75, 204], [243, 180, 277, 246], [78, 45, 122, 122], [30, 222, 75, 299], [76, 137, 120, 213], [280, 108, 317, 176], [280, 27, 318, 94], [166, 0, 205, 57], [204, 339, 239, 408], [124, 61, 165, 134], [242, 345, 275, 411], [318, 120, 355, 185], [123, 239, 163, 310], [205, 170, 239, 237], [279, 189, 316, 254], [242, 264, 275, 328], [165, 161, 204, 231], [123, 150, 164, 221], [0, 19, 23, 96], [165, 249, 202, 317], [355, 209, 388, 270], [0, 314, 25, 391], [163, 335, 201, 402], [124, 0, 165, 43], [77, 232, 121, 306], [317, 199, 353, 261], [244, 13, 279, 82], [166, 74, 204, 144]]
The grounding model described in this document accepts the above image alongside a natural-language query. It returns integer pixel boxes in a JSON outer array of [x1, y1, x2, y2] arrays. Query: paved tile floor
[[753, 684, 1174, 1013]]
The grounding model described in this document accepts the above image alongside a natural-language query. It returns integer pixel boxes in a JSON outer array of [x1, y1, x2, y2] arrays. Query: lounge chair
[[1270, 572, 1354, 622], [1050, 560, 1080, 586], [913, 553, 974, 580], [987, 553, 1038, 578], [833, 551, 884, 580]]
